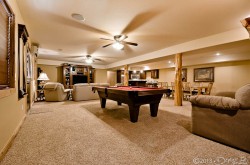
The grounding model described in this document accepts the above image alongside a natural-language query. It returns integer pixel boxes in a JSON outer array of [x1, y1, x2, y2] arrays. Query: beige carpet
[[0, 98, 249, 165]]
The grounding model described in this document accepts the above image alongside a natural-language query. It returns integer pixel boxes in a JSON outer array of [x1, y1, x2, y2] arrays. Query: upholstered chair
[[72, 83, 110, 101], [190, 84, 250, 152], [43, 82, 70, 101], [202, 82, 213, 95]]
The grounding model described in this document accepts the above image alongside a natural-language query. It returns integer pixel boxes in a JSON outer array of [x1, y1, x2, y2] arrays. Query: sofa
[[43, 82, 70, 101], [72, 83, 110, 101], [190, 84, 250, 152]]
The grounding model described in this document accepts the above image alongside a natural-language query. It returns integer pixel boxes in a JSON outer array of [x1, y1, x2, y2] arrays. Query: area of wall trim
[[0, 115, 26, 161]]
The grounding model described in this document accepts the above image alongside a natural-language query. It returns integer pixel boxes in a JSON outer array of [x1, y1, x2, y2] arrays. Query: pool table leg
[[150, 103, 159, 117], [128, 105, 140, 123], [100, 98, 106, 108]]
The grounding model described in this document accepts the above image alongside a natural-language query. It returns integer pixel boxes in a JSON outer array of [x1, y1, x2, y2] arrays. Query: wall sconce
[[241, 17, 250, 38]]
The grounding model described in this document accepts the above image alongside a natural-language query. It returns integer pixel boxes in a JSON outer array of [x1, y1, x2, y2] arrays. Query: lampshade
[[37, 72, 49, 81], [112, 42, 124, 50]]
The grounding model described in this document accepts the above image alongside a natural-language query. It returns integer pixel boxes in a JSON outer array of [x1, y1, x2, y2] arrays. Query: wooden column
[[124, 65, 129, 86], [174, 53, 183, 106]]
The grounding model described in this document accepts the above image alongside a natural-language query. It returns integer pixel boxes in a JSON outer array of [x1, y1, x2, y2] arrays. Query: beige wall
[[157, 60, 250, 94], [95, 69, 108, 83], [107, 71, 116, 86], [37, 64, 63, 83], [0, 0, 28, 157]]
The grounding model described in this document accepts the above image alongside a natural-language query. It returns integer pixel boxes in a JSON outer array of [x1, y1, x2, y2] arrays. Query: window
[[0, 0, 15, 89]]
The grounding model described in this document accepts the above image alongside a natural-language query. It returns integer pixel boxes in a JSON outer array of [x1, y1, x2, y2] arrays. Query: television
[[73, 75, 88, 84]]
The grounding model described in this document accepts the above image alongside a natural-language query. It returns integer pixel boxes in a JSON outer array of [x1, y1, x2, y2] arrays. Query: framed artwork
[[18, 24, 29, 98], [194, 67, 214, 82], [182, 68, 187, 82]]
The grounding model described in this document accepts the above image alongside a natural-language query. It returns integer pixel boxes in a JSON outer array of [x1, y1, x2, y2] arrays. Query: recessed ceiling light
[[216, 53, 220, 56], [71, 13, 85, 22], [168, 61, 171, 63]]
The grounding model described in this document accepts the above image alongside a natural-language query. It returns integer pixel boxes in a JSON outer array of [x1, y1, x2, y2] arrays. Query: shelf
[[62, 65, 95, 88]]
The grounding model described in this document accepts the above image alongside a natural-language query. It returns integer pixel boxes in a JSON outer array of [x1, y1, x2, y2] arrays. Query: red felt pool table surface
[[108, 86, 163, 91], [92, 86, 168, 122]]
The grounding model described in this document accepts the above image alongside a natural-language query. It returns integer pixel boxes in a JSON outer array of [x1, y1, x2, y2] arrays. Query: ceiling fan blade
[[50, 12, 109, 35], [95, 58, 102, 61], [100, 38, 114, 41], [122, 8, 164, 34], [62, 55, 84, 58], [120, 35, 128, 41], [94, 56, 118, 59], [102, 43, 113, 48], [124, 41, 138, 46]]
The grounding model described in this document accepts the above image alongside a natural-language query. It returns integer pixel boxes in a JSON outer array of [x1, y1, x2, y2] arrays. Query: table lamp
[[37, 72, 49, 88]]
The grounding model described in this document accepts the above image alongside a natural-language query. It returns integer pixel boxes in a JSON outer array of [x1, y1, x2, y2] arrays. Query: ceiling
[[16, 0, 250, 69]]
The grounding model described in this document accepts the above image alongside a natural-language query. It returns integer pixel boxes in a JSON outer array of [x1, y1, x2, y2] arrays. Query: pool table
[[92, 86, 168, 122]]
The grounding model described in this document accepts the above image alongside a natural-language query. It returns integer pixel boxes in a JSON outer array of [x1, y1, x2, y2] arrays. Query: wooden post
[[124, 65, 129, 86], [174, 53, 183, 106]]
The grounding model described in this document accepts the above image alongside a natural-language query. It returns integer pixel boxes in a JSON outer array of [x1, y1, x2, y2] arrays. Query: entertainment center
[[62, 64, 95, 89]]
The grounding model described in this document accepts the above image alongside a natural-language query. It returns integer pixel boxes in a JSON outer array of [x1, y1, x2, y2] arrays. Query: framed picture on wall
[[194, 67, 214, 82], [182, 68, 187, 82]]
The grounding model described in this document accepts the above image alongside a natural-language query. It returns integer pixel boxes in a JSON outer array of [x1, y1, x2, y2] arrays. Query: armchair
[[43, 82, 70, 101], [190, 84, 250, 152], [72, 83, 110, 101]]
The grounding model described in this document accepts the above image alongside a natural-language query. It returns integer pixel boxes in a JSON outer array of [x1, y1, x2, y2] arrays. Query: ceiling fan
[[100, 35, 138, 50], [83, 55, 101, 64], [63, 54, 117, 64]]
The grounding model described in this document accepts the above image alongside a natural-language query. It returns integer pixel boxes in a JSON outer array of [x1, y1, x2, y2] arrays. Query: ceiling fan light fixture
[[85, 58, 93, 64], [112, 42, 124, 50], [100, 35, 137, 49]]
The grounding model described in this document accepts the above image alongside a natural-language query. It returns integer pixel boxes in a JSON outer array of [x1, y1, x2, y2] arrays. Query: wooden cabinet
[[140, 72, 146, 79], [117, 70, 147, 84], [117, 69, 159, 84], [117, 69, 158, 82], [151, 69, 159, 79], [117, 70, 122, 83], [62, 65, 95, 88]]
